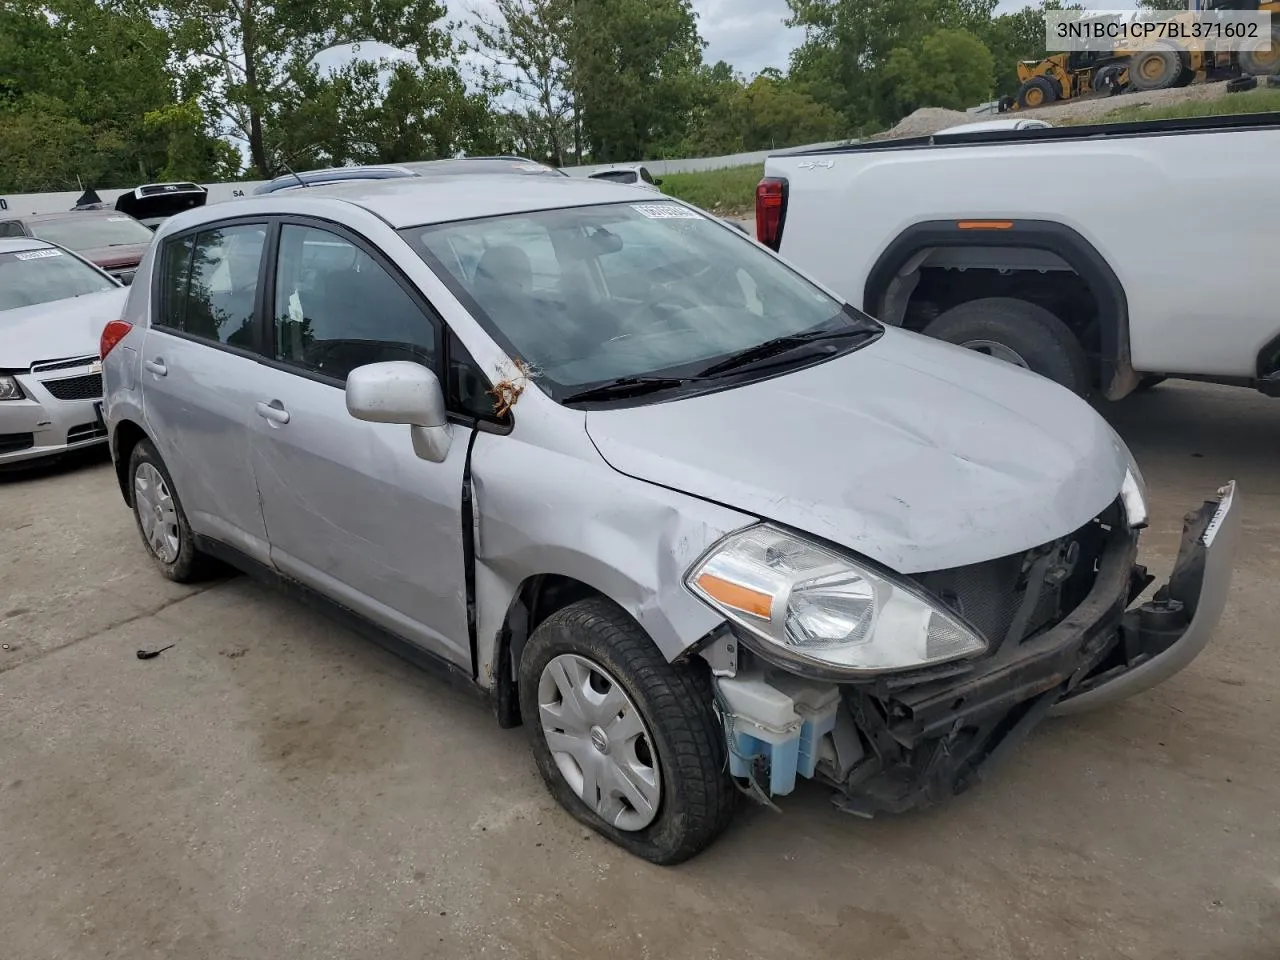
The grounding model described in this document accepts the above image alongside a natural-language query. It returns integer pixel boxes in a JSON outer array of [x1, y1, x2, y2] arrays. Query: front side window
[[639, 167, 655, 185], [30, 214, 155, 251], [0, 247, 117, 311], [270, 224, 437, 383], [158, 224, 266, 347], [404, 201, 879, 401]]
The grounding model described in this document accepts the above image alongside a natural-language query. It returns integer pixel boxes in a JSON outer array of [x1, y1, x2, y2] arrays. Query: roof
[[168, 173, 659, 232], [14, 209, 135, 223], [0, 237, 55, 254]]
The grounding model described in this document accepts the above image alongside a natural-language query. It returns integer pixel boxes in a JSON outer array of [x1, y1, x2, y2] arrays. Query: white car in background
[[588, 165, 664, 191], [0, 238, 125, 465]]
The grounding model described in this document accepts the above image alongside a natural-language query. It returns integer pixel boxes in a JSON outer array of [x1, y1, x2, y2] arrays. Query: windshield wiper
[[696, 327, 874, 379], [561, 376, 696, 404]]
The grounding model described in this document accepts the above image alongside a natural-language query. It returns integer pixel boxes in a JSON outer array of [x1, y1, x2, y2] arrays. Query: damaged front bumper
[[710, 482, 1240, 817]]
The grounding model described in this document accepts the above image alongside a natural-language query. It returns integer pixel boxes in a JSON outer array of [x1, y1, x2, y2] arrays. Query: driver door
[[248, 219, 472, 667]]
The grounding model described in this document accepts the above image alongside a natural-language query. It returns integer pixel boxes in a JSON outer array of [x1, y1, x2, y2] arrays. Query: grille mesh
[[41, 373, 103, 401]]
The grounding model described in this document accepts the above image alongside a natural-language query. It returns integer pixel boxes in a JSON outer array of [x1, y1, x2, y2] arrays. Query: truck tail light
[[100, 320, 133, 359], [755, 177, 788, 251]]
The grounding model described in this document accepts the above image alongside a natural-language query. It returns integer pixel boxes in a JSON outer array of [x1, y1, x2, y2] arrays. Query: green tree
[[685, 72, 843, 154], [157, 0, 482, 176], [566, 0, 706, 162], [471, 0, 575, 164], [0, 0, 237, 191], [884, 28, 995, 113], [786, 0, 998, 129], [982, 1, 1084, 99]]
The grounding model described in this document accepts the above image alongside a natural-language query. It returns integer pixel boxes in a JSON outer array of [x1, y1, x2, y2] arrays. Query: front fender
[[468, 430, 753, 678]]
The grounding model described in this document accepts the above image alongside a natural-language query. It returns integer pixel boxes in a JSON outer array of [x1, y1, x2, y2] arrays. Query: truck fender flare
[[863, 219, 1134, 399]]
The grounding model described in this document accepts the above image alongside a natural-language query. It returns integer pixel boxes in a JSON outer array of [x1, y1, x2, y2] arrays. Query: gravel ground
[[1, 381, 1278, 959]]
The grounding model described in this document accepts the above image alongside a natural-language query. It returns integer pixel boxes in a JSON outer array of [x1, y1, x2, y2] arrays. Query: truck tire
[[1092, 64, 1124, 94], [923, 297, 1092, 397], [518, 597, 737, 865], [1239, 27, 1280, 76], [1128, 44, 1185, 91], [1016, 76, 1058, 109]]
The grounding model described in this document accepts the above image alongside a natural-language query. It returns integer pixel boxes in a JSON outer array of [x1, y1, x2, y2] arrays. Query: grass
[[658, 164, 764, 217], [1066, 86, 1280, 124]]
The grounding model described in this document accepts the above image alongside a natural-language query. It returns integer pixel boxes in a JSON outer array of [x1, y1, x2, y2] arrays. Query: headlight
[[686, 525, 987, 676], [1109, 427, 1148, 528], [0, 375, 24, 401]]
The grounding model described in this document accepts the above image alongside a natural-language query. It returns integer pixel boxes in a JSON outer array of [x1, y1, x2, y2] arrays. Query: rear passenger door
[[142, 220, 273, 562], [247, 219, 473, 667]]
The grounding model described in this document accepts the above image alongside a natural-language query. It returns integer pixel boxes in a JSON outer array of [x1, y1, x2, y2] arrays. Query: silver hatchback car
[[102, 176, 1239, 864]]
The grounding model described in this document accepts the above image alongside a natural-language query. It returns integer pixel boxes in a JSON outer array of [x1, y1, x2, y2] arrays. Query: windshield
[[30, 215, 153, 250], [404, 201, 879, 400], [0, 248, 117, 310]]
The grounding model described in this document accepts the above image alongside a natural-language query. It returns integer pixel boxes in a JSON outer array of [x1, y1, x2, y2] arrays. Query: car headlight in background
[[0, 375, 24, 401], [686, 525, 987, 676]]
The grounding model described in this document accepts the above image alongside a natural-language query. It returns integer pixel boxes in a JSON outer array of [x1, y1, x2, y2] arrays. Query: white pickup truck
[[758, 113, 1280, 400]]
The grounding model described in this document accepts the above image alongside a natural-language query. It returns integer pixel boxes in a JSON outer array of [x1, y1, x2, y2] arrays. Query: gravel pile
[[874, 80, 1233, 140]]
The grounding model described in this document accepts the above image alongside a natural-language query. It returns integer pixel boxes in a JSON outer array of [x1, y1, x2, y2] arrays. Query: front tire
[[923, 297, 1092, 397], [129, 439, 216, 582], [519, 597, 736, 865]]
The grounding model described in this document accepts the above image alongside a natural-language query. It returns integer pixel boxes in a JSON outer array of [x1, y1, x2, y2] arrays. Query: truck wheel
[[1128, 44, 1184, 91], [1239, 27, 1280, 76], [1092, 64, 1123, 93], [923, 297, 1092, 397], [1016, 76, 1057, 109], [518, 597, 737, 865]]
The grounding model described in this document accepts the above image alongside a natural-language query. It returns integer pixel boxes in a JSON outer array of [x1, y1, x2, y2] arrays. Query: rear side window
[[0, 221, 26, 238], [158, 224, 266, 348]]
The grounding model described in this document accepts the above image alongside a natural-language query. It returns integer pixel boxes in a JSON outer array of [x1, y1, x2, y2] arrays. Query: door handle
[[143, 358, 167, 377], [255, 400, 290, 425]]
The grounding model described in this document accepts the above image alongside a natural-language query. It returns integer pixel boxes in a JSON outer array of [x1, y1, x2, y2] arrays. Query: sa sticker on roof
[[14, 248, 62, 261], [631, 202, 701, 220]]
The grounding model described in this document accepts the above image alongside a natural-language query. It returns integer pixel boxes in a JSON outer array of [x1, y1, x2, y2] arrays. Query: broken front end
[[688, 483, 1239, 816]]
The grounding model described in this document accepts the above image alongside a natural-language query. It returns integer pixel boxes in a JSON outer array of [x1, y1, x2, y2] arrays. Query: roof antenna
[[280, 158, 309, 189]]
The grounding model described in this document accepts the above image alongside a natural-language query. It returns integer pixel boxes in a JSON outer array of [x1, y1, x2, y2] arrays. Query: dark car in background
[[115, 182, 209, 231], [0, 210, 154, 284]]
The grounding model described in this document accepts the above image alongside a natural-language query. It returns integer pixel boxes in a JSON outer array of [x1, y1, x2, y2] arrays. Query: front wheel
[[518, 597, 736, 865], [923, 297, 1092, 397]]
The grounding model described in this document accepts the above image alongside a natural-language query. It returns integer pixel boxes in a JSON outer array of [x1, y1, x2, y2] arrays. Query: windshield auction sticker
[[631, 202, 702, 220], [1045, 9, 1272, 51], [14, 249, 62, 260]]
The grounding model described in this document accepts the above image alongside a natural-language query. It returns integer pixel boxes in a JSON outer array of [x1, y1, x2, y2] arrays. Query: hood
[[79, 244, 149, 270], [0, 288, 129, 368], [584, 327, 1129, 574]]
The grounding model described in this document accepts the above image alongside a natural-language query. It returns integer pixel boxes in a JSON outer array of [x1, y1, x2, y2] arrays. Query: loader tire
[[1239, 27, 1280, 77], [923, 297, 1092, 398], [1128, 44, 1185, 91], [1092, 64, 1124, 94], [1016, 76, 1058, 110]]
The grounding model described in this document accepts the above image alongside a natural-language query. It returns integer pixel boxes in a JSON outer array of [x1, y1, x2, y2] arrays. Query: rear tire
[[1128, 44, 1185, 91], [128, 439, 217, 583], [518, 597, 737, 865], [1239, 27, 1280, 77], [923, 297, 1092, 397]]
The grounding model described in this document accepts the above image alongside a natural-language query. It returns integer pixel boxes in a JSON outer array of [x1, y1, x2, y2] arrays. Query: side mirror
[[653, 178, 664, 186], [346, 361, 452, 463]]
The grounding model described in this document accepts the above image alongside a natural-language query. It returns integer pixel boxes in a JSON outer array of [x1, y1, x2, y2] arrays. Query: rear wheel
[[1128, 44, 1185, 91], [129, 439, 217, 582], [923, 297, 1092, 397], [1016, 76, 1058, 110], [519, 597, 736, 865], [1239, 27, 1280, 77], [1092, 64, 1125, 94]]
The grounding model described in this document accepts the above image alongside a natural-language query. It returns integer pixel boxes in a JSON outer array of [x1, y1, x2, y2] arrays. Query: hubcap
[[537, 653, 661, 832], [133, 462, 180, 564], [960, 338, 1031, 370]]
